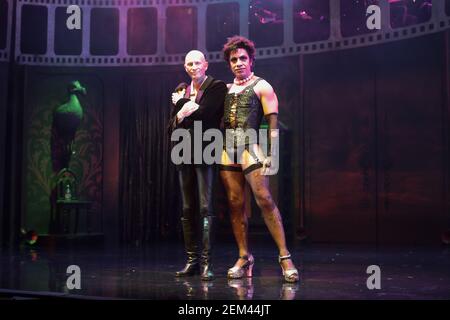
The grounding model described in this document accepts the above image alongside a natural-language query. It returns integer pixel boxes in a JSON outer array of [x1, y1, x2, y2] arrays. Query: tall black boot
[[200, 216, 214, 281], [176, 217, 200, 277]]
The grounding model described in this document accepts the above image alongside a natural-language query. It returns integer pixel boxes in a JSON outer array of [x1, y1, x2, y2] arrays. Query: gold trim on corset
[[229, 93, 238, 128]]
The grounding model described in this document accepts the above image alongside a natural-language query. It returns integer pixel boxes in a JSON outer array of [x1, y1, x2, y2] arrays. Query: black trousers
[[178, 165, 214, 220]]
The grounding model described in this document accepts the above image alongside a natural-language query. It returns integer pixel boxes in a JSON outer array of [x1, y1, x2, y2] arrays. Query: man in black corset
[[220, 36, 299, 283]]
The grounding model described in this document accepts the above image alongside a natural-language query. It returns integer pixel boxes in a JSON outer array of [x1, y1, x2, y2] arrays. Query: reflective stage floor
[[1, 241, 449, 300]]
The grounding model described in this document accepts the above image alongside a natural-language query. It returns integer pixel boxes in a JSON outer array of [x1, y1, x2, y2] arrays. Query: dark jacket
[[168, 76, 227, 167]]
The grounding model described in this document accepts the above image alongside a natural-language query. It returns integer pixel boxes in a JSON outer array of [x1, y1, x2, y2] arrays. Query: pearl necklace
[[234, 72, 254, 86]]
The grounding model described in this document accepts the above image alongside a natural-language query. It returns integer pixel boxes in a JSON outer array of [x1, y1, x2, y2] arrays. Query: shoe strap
[[278, 254, 291, 263], [239, 254, 252, 261]]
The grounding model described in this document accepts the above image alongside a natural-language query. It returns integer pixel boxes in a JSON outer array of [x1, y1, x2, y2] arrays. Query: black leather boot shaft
[[200, 216, 214, 281], [176, 217, 199, 277]]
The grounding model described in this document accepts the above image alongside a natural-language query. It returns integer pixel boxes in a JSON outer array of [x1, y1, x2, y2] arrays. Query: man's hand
[[176, 101, 199, 123], [261, 155, 278, 176], [172, 89, 186, 105], [180, 101, 199, 117]]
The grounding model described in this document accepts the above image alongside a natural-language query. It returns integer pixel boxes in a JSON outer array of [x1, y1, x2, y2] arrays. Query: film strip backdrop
[[0, 0, 13, 62], [5, 0, 450, 66]]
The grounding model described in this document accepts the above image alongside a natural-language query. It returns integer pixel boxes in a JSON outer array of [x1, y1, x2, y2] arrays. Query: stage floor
[[1, 241, 449, 300]]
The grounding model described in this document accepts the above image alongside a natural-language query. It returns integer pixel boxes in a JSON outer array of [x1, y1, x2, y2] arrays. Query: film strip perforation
[[11, 0, 450, 66]]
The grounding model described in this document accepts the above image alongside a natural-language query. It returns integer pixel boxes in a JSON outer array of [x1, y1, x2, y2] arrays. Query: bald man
[[168, 50, 227, 281]]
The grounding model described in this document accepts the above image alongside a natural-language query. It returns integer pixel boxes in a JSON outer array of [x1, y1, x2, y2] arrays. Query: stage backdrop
[[0, 62, 8, 248], [302, 33, 448, 244], [3, 32, 449, 245]]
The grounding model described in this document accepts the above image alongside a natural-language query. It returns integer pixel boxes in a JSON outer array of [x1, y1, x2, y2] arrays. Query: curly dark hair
[[222, 35, 256, 64]]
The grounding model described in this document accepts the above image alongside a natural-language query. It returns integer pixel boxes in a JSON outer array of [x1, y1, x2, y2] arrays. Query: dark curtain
[[119, 72, 185, 245]]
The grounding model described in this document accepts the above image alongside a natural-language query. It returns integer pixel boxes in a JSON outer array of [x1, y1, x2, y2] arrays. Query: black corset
[[223, 78, 264, 147]]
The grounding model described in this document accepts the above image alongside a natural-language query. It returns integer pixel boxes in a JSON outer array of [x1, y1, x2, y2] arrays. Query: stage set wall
[[1, 31, 449, 247], [302, 32, 448, 245], [0, 62, 8, 249]]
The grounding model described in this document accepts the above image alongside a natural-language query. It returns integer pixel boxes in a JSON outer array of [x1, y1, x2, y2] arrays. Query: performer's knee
[[228, 193, 245, 212], [255, 193, 275, 212]]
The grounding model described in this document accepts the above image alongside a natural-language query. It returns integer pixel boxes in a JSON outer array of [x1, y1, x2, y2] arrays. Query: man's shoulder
[[255, 77, 271, 87], [208, 77, 227, 87], [203, 77, 227, 94], [254, 78, 274, 93]]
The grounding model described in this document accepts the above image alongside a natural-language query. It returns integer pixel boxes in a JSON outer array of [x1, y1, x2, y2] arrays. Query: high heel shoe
[[279, 254, 299, 283], [227, 254, 254, 279]]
